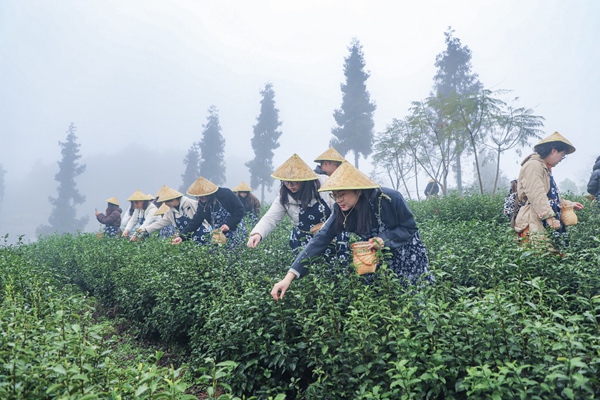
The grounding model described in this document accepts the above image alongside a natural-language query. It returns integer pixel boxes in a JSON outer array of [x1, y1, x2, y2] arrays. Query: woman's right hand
[[247, 233, 262, 248], [171, 237, 183, 245], [123, 230, 130, 237], [547, 217, 561, 230]]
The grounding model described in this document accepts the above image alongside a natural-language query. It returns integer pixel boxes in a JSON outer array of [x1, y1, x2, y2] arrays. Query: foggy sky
[[1, 0, 599, 241]]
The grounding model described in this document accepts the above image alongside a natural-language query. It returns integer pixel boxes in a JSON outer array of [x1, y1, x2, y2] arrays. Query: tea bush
[[0, 239, 199, 399], [8, 195, 600, 398]]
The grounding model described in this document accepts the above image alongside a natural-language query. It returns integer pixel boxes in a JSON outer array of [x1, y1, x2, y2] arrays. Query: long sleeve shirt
[[179, 187, 245, 239], [250, 175, 334, 239], [289, 187, 418, 278], [125, 203, 159, 232], [144, 196, 198, 234]]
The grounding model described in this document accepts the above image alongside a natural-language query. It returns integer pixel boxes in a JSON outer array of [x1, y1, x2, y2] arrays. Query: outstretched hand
[[270, 272, 296, 301]]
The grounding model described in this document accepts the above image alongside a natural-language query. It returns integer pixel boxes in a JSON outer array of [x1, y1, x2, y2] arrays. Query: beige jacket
[[514, 153, 572, 234]]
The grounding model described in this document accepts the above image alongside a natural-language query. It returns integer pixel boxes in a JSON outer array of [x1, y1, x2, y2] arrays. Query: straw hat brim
[[318, 161, 380, 192], [154, 203, 170, 216], [232, 181, 253, 192], [271, 154, 318, 181], [127, 189, 148, 202], [186, 177, 218, 197], [314, 147, 345, 162], [535, 132, 576, 154], [158, 187, 183, 202], [105, 197, 119, 206]]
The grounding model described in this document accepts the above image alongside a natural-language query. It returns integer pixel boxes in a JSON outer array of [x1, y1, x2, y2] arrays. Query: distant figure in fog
[[232, 181, 261, 221], [587, 156, 600, 204], [95, 197, 122, 237], [424, 179, 439, 199]]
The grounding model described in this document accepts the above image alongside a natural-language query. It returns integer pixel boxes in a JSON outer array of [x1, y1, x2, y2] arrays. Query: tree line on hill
[[0, 29, 547, 236]]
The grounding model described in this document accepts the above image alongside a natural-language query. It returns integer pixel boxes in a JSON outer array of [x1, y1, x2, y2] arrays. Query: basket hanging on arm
[[560, 203, 578, 226], [350, 241, 379, 275]]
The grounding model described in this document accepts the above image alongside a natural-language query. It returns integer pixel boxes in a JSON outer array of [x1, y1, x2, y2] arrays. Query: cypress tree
[[179, 143, 201, 192], [37, 123, 88, 235], [199, 106, 226, 185], [433, 27, 483, 192], [246, 83, 283, 202], [331, 38, 376, 169]]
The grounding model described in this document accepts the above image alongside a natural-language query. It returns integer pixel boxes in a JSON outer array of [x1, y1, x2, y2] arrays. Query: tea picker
[[247, 153, 335, 256], [271, 161, 433, 301], [172, 176, 247, 250], [512, 132, 584, 251]]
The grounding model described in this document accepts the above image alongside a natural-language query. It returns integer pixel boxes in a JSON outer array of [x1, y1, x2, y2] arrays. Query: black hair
[[332, 189, 375, 235], [279, 180, 321, 210], [534, 142, 570, 159]]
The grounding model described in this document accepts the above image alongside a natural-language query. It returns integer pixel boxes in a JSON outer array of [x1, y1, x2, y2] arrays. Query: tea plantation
[[2, 194, 600, 399]]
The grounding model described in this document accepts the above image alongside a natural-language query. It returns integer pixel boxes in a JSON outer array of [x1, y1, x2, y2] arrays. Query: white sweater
[[144, 196, 198, 234], [125, 203, 159, 233], [250, 176, 334, 239]]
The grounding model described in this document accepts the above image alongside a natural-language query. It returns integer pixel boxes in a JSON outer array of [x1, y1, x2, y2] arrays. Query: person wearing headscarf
[[247, 154, 336, 255], [271, 161, 433, 301], [313, 147, 345, 176], [95, 197, 122, 237], [137, 186, 207, 243], [513, 132, 584, 250], [587, 156, 600, 204], [122, 190, 159, 241], [232, 181, 261, 221], [171, 176, 247, 249]]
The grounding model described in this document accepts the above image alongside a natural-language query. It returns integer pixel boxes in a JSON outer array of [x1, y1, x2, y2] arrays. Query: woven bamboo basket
[[351, 241, 378, 275], [560, 204, 578, 226], [309, 222, 324, 235], [212, 229, 227, 245]]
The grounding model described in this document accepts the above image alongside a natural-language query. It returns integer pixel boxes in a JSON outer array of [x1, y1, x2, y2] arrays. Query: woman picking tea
[[271, 162, 432, 301]]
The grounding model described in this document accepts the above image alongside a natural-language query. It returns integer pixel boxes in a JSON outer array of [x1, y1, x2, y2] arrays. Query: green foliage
[[7, 194, 600, 398], [0, 240, 197, 399]]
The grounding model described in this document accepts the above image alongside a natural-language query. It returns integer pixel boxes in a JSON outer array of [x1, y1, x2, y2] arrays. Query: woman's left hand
[[368, 237, 384, 250], [573, 202, 584, 211], [220, 224, 230, 233]]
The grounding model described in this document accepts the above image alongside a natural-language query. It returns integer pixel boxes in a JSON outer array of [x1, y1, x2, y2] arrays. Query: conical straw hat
[[127, 189, 148, 201], [232, 181, 253, 192], [158, 186, 183, 202], [155, 185, 169, 199], [314, 147, 345, 162], [154, 203, 170, 216], [187, 176, 218, 197], [318, 161, 380, 192], [535, 132, 576, 154], [105, 196, 119, 206], [271, 154, 318, 181], [144, 193, 156, 201]]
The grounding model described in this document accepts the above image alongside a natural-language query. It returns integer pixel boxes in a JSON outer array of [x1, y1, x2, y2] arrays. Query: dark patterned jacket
[[180, 187, 245, 239], [290, 187, 419, 278]]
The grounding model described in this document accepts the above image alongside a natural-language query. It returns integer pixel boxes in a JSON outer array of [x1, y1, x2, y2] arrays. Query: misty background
[[1, 0, 598, 243]]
